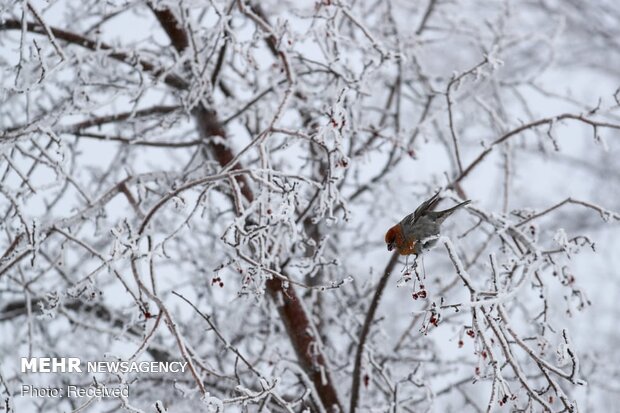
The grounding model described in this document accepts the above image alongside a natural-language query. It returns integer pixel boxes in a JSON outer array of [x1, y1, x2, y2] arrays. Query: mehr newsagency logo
[[20, 357, 188, 398]]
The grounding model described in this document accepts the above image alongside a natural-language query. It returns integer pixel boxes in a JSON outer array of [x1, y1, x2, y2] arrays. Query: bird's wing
[[401, 212, 417, 229], [413, 192, 441, 221]]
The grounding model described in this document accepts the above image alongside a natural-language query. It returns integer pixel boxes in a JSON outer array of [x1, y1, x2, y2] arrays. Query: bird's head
[[385, 226, 399, 252]]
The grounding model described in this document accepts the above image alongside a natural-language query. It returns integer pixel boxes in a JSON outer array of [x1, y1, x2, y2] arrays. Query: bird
[[385, 192, 471, 256]]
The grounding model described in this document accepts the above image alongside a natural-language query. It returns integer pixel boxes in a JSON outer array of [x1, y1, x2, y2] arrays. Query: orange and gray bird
[[385, 193, 470, 255]]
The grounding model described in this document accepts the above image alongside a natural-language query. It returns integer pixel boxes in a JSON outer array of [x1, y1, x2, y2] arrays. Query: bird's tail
[[435, 200, 471, 221]]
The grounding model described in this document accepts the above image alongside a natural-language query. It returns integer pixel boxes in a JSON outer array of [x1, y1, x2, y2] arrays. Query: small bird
[[385, 193, 470, 255]]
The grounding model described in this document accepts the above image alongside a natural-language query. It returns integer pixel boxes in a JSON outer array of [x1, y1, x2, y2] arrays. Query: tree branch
[[350, 251, 400, 413], [149, 5, 343, 411]]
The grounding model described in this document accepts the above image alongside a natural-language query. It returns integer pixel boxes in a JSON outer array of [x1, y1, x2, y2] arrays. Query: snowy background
[[1, 0, 620, 411]]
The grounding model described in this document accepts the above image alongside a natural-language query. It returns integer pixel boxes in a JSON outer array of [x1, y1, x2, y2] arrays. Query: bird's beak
[[387, 243, 394, 251]]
